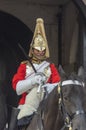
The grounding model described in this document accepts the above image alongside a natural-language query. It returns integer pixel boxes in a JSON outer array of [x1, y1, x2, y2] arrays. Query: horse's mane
[[40, 86, 58, 113]]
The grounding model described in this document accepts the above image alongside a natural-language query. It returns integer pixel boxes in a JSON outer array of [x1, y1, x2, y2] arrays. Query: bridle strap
[[71, 110, 85, 120], [58, 80, 85, 130], [62, 80, 84, 87]]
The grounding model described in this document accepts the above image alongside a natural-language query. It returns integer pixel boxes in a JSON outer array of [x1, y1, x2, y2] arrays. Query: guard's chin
[[36, 56, 46, 60], [33, 54, 46, 60]]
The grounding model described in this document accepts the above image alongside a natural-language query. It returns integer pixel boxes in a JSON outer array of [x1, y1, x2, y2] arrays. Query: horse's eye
[[63, 96, 69, 101]]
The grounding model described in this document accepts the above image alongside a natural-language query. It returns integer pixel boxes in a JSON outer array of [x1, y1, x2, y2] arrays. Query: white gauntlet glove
[[34, 73, 47, 93], [16, 72, 47, 95], [34, 73, 46, 85]]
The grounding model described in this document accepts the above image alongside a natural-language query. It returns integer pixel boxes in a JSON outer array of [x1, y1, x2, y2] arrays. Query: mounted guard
[[9, 18, 61, 130]]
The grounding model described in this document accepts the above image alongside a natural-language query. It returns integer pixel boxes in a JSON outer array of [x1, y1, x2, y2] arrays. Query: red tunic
[[12, 62, 61, 105]]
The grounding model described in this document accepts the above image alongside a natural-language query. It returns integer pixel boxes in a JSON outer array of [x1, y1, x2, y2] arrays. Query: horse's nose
[[73, 125, 86, 130], [72, 114, 86, 130]]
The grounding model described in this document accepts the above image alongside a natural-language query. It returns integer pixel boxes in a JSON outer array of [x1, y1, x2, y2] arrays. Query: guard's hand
[[34, 73, 46, 85]]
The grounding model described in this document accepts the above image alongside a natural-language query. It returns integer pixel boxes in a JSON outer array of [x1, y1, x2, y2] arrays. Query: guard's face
[[32, 48, 46, 60]]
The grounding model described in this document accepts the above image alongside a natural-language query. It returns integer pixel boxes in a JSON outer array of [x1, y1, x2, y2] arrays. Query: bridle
[[57, 80, 85, 130]]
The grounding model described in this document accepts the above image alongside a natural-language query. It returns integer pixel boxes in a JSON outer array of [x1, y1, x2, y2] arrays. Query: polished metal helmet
[[29, 18, 50, 59]]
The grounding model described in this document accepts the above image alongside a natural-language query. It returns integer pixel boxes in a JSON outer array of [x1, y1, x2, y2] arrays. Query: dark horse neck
[[42, 86, 64, 130]]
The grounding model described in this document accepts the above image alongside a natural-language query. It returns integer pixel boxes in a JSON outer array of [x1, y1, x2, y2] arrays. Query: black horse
[[17, 66, 86, 130]]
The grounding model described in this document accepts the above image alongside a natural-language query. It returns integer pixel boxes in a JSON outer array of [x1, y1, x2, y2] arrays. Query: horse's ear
[[78, 66, 85, 79], [58, 65, 67, 80], [58, 65, 65, 74]]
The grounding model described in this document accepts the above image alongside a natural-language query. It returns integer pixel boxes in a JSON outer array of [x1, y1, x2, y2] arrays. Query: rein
[[57, 80, 85, 130]]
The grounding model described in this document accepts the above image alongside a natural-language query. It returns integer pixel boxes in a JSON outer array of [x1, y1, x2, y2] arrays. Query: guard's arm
[[16, 74, 46, 95]]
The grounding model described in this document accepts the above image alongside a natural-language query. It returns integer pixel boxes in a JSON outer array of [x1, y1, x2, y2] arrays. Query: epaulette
[[21, 60, 32, 67], [21, 60, 29, 64]]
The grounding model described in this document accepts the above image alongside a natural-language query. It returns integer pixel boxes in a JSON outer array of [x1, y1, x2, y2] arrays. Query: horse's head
[[58, 65, 86, 130]]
